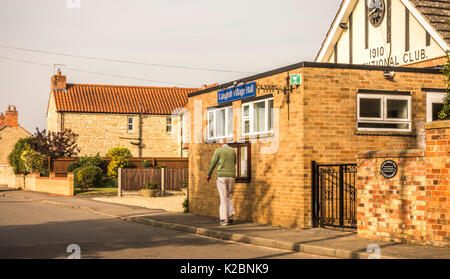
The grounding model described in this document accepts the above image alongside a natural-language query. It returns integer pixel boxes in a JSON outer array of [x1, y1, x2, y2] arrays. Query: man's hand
[[206, 175, 211, 182]]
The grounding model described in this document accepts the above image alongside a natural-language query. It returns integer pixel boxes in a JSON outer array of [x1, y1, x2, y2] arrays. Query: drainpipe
[[139, 103, 143, 157]]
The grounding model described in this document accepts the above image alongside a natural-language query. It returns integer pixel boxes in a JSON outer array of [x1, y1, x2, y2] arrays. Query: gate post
[[311, 161, 317, 227], [161, 167, 165, 197], [339, 165, 344, 227], [118, 168, 122, 197]]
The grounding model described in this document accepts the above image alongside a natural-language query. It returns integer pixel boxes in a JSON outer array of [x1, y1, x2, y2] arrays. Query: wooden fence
[[119, 168, 188, 192], [50, 157, 188, 177]]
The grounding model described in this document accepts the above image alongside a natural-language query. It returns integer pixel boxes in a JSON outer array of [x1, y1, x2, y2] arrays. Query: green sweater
[[207, 145, 236, 177]]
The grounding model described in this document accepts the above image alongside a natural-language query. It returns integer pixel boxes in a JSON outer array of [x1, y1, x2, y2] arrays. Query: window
[[207, 106, 233, 140], [242, 98, 274, 136], [229, 142, 251, 183], [426, 92, 445, 122], [127, 116, 133, 132], [357, 94, 411, 131], [166, 117, 172, 133]]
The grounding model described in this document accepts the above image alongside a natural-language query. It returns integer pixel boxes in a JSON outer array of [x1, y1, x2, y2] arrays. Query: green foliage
[[141, 160, 153, 168], [438, 51, 450, 120], [77, 154, 103, 168], [181, 180, 188, 188], [182, 197, 189, 213], [67, 162, 81, 173], [8, 137, 33, 174], [156, 165, 167, 169], [106, 147, 132, 158], [76, 166, 103, 188], [107, 156, 130, 178], [142, 183, 158, 190], [21, 148, 49, 176], [106, 147, 132, 178]]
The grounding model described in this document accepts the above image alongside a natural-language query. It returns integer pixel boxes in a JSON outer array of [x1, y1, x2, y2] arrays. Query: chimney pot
[[4, 106, 18, 127]]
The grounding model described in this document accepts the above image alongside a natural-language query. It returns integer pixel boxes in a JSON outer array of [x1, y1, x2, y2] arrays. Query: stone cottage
[[0, 106, 31, 185], [46, 70, 199, 158]]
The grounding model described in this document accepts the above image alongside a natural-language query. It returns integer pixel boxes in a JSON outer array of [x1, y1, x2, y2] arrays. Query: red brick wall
[[425, 121, 450, 245], [357, 120, 449, 247]]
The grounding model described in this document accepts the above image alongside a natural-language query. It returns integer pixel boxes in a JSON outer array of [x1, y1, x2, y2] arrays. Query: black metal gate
[[311, 161, 357, 228]]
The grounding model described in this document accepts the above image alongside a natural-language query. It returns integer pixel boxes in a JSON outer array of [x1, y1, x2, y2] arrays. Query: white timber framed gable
[[315, 0, 450, 67]]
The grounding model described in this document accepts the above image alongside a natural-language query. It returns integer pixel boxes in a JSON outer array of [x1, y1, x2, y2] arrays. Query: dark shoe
[[227, 218, 233, 224], [219, 220, 229, 226]]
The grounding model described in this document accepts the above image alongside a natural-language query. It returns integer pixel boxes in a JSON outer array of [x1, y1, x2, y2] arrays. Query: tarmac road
[[0, 195, 332, 259]]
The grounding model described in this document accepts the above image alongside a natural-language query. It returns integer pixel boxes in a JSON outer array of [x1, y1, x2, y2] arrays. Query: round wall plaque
[[380, 160, 397, 179]]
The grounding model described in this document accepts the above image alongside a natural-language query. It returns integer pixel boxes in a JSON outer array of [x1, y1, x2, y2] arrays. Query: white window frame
[[242, 97, 274, 136], [357, 94, 411, 132], [166, 117, 173, 133], [426, 92, 445, 122], [207, 106, 233, 140], [127, 116, 134, 132]]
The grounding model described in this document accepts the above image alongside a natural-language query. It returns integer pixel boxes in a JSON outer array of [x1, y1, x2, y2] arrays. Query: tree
[[32, 128, 80, 158], [438, 24, 450, 120]]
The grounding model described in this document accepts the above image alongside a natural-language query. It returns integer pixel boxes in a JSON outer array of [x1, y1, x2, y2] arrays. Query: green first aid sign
[[290, 74, 301, 85]]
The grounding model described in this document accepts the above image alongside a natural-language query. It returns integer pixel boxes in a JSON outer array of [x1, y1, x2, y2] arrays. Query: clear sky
[[0, 0, 342, 132]]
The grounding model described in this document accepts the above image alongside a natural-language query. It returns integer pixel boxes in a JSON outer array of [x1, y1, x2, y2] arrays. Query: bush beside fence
[[50, 157, 188, 177]]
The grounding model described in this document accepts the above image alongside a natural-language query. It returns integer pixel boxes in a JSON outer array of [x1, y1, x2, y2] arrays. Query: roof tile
[[53, 84, 198, 115]]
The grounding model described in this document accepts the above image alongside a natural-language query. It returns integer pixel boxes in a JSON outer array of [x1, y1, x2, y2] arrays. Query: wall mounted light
[[383, 71, 395, 80], [339, 22, 348, 30]]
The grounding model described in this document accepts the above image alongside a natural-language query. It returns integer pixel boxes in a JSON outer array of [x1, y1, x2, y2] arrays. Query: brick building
[[46, 70, 198, 158], [186, 0, 449, 230], [0, 106, 31, 185]]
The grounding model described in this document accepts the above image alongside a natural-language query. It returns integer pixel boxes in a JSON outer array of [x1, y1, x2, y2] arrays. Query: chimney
[[4, 105, 18, 127], [51, 69, 67, 91]]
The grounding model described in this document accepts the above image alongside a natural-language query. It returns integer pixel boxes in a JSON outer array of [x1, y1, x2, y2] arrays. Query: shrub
[[8, 137, 33, 174], [182, 197, 189, 213], [107, 156, 129, 178], [77, 154, 103, 168], [76, 166, 103, 188], [142, 183, 158, 190], [106, 147, 132, 158], [67, 162, 81, 173], [141, 160, 153, 168], [21, 148, 48, 176], [32, 128, 80, 158], [106, 147, 132, 178]]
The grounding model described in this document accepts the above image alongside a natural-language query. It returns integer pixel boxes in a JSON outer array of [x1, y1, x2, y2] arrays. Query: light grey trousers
[[216, 177, 235, 220]]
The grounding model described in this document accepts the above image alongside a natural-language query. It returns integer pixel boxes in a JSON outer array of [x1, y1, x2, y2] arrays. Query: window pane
[[216, 109, 225, 137], [253, 101, 266, 132], [359, 98, 381, 118], [243, 105, 249, 117], [240, 146, 248, 177], [244, 120, 250, 134], [268, 99, 273, 130], [358, 122, 409, 129], [208, 111, 214, 138], [432, 103, 444, 121], [227, 107, 233, 136], [387, 99, 408, 119]]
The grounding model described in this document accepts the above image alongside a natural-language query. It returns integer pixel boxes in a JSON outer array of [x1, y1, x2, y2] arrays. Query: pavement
[[1, 186, 449, 259]]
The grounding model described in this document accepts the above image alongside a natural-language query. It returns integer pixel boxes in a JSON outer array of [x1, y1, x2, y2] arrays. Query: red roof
[[53, 84, 198, 115]]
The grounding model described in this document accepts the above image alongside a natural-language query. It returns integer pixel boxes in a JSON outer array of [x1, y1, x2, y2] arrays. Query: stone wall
[[48, 110, 183, 158], [357, 120, 449, 247], [188, 64, 446, 229]]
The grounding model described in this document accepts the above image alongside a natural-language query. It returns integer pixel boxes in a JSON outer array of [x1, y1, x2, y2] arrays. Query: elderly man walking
[[206, 141, 236, 226]]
